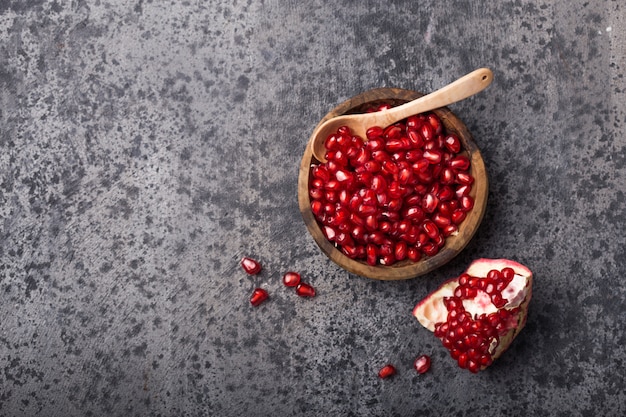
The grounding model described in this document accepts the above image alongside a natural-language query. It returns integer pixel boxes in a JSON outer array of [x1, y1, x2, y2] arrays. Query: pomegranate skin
[[413, 258, 533, 372]]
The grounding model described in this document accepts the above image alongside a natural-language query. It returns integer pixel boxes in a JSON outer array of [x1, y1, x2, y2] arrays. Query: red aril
[[296, 282, 316, 297], [413, 259, 533, 372], [377, 364, 397, 379], [250, 288, 269, 306], [448, 155, 470, 170], [241, 257, 262, 275], [414, 354, 431, 374], [366, 126, 384, 139], [282, 271, 301, 287], [444, 134, 462, 153]]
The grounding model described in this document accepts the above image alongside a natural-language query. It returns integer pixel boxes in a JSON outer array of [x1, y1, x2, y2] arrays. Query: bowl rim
[[298, 87, 488, 280]]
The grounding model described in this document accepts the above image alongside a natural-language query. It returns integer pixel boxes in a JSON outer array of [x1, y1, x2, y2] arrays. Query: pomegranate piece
[[250, 288, 269, 306], [295, 282, 316, 297], [413, 259, 533, 373], [414, 354, 431, 374], [282, 271, 301, 287], [241, 257, 262, 275], [377, 364, 397, 379]]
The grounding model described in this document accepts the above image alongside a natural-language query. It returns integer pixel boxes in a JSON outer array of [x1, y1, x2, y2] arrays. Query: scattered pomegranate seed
[[309, 110, 474, 266], [241, 257, 262, 275], [282, 271, 301, 287], [250, 288, 269, 306], [295, 282, 316, 297], [414, 354, 431, 374], [377, 364, 397, 379]]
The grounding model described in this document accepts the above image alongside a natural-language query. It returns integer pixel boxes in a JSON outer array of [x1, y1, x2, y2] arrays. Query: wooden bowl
[[298, 88, 488, 280]]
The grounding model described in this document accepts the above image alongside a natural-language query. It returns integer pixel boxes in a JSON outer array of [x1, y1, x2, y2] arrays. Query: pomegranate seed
[[366, 244, 378, 266], [366, 126, 384, 139], [414, 354, 431, 374], [442, 224, 458, 236], [448, 155, 470, 170], [422, 193, 439, 213], [382, 160, 399, 176], [422, 220, 439, 239], [456, 172, 474, 185], [322, 225, 336, 241], [407, 130, 424, 148], [296, 283, 316, 298], [427, 113, 442, 134], [423, 149, 442, 164], [378, 364, 397, 379], [385, 139, 406, 153], [439, 167, 456, 185], [433, 213, 451, 228], [421, 242, 439, 257], [324, 134, 339, 151], [451, 209, 467, 224], [352, 147, 370, 166], [460, 195, 474, 211], [282, 272, 301, 287], [241, 257, 262, 275], [311, 165, 330, 181], [384, 125, 403, 139], [364, 160, 381, 173], [444, 134, 462, 153], [371, 175, 387, 192], [437, 185, 454, 202], [420, 123, 435, 141], [366, 138, 385, 152], [311, 200, 324, 216], [412, 158, 430, 173], [502, 267, 515, 281], [394, 241, 408, 261], [364, 214, 378, 231], [404, 206, 424, 222], [250, 288, 269, 306], [407, 246, 421, 261]]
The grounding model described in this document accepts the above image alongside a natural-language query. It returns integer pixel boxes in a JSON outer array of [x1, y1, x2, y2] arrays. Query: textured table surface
[[1, 1, 625, 416]]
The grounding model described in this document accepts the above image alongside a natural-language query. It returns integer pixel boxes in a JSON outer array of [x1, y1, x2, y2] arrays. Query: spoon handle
[[375, 68, 493, 124]]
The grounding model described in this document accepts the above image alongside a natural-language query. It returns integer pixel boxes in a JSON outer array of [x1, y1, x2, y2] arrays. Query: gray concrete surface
[[1, 0, 625, 416]]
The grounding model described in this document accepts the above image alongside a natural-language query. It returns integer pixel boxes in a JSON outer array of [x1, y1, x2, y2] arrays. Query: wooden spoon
[[310, 68, 493, 162]]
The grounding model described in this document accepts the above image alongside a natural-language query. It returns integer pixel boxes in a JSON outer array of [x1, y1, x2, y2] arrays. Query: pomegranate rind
[[412, 278, 457, 332], [412, 258, 533, 370]]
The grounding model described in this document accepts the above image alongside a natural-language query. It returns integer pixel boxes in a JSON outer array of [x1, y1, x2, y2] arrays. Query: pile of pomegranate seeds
[[434, 267, 518, 373], [309, 109, 474, 266]]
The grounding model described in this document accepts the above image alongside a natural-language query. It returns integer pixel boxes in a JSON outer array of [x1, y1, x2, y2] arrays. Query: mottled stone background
[[1, 0, 625, 416]]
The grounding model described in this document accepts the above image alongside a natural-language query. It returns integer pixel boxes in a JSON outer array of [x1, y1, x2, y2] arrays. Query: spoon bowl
[[311, 68, 493, 162], [298, 87, 489, 280]]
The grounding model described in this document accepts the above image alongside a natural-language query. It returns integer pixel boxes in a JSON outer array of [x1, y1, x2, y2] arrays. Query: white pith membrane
[[413, 258, 533, 369]]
